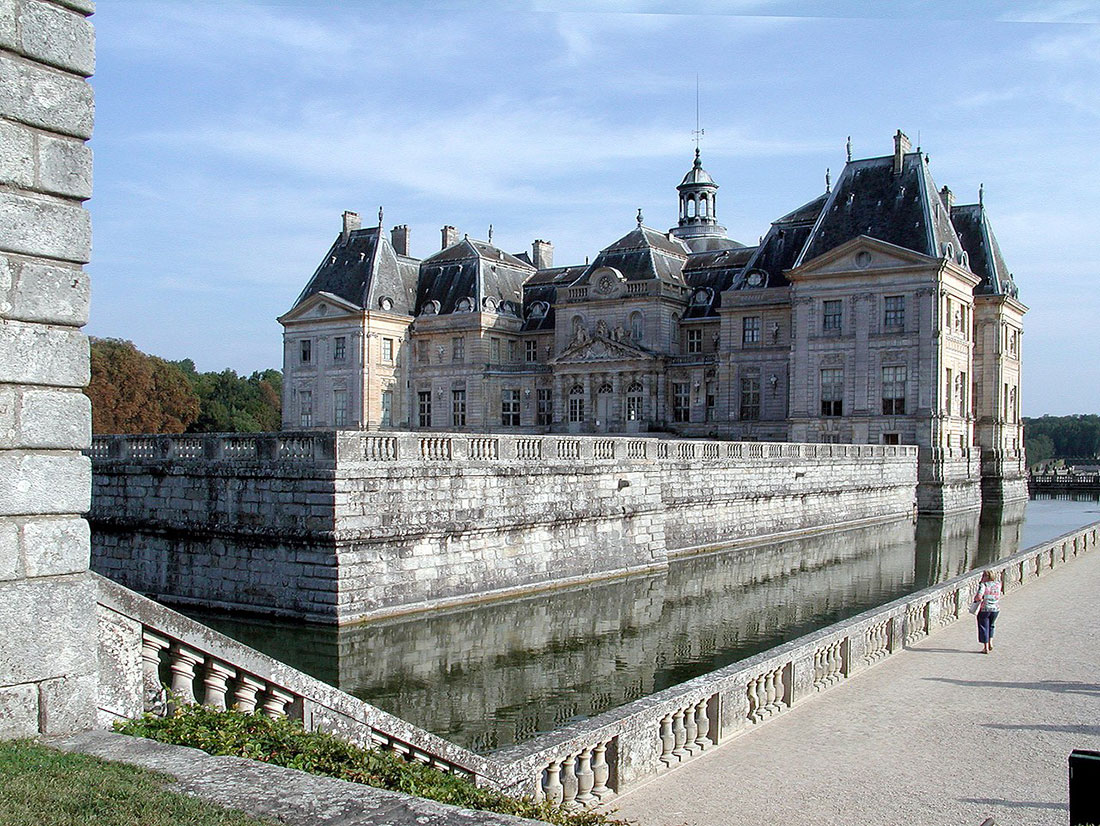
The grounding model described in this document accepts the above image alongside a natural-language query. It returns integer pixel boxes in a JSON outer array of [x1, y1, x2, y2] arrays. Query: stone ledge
[[49, 730, 544, 826]]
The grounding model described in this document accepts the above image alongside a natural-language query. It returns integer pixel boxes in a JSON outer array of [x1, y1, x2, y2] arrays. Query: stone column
[[0, 0, 97, 737]]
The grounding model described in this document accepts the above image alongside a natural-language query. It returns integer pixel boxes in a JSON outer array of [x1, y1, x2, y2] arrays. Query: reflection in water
[[194, 498, 1096, 753]]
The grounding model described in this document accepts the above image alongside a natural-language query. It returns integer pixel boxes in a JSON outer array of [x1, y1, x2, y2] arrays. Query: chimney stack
[[531, 239, 553, 270], [341, 210, 361, 243], [441, 225, 459, 250], [391, 224, 410, 256], [939, 185, 955, 213], [893, 130, 911, 176]]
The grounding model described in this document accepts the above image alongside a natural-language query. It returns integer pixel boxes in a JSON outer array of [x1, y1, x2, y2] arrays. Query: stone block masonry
[[90, 432, 918, 624], [0, 0, 96, 738]]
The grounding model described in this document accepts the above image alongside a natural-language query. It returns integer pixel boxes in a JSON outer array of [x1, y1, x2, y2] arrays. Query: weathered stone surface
[[19, 387, 91, 448], [95, 603, 142, 725], [0, 451, 90, 515], [0, 517, 18, 580], [0, 319, 88, 387], [4, 255, 91, 325], [0, 574, 94, 684], [22, 515, 89, 576], [0, 190, 91, 263], [35, 132, 93, 200], [53, 730, 542, 826], [0, 51, 94, 139], [19, 0, 96, 77], [38, 671, 95, 734], [0, 118, 35, 189], [0, 683, 38, 738]]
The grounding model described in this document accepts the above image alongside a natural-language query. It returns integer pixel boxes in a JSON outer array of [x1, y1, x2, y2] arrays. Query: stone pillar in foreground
[[0, 0, 96, 737]]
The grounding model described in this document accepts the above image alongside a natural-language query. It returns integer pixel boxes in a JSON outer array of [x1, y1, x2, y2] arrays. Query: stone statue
[[596, 319, 609, 339]]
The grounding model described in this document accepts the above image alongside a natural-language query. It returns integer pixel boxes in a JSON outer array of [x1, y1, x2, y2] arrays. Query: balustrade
[[936, 589, 959, 627], [223, 437, 258, 460], [538, 737, 616, 807], [863, 617, 891, 665], [747, 666, 787, 722], [363, 435, 398, 461], [556, 440, 581, 460], [904, 602, 928, 645], [419, 436, 453, 460], [702, 443, 719, 460], [812, 639, 845, 690], [468, 437, 499, 461], [516, 438, 542, 460], [593, 440, 615, 460], [626, 440, 646, 459]]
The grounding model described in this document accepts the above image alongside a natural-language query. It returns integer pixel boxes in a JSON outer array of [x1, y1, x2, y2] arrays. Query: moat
[[187, 498, 1098, 753]]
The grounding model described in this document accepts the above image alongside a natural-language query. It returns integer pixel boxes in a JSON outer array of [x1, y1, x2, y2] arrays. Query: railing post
[[140, 630, 170, 714], [202, 660, 235, 710], [168, 644, 203, 707]]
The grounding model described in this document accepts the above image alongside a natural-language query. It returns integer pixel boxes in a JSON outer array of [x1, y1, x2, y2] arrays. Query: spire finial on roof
[[488, 223, 493, 244], [636, 208, 644, 227], [979, 182, 984, 207], [846, 136, 852, 163], [692, 73, 705, 152], [378, 206, 383, 227], [825, 168, 832, 193]]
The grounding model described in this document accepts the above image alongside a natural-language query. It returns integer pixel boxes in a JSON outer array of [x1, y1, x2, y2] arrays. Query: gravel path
[[610, 545, 1100, 826]]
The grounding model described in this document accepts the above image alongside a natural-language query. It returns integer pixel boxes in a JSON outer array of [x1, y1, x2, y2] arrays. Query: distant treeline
[[86, 338, 281, 434], [1024, 415, 1100, 467]]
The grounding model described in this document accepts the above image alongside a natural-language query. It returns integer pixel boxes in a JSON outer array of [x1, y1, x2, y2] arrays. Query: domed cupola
[[671, 149, 734, 252]]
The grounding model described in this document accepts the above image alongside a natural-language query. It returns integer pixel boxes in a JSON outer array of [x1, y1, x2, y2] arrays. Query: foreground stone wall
[[0, 0, 96, 738], [90, 431, 917, 623]]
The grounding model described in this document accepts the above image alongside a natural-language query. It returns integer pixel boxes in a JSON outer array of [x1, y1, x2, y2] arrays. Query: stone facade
[[89, 432, 918, 624], [280, 132, 1027, 514], [0, 0, 96, 738]]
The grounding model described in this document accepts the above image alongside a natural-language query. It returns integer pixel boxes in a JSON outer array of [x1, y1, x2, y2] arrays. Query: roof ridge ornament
[[377, 206, 383, 227], [825, 168, 832, 193], [637, 208, 644, 227], [979, 182, 984, 207], [846, 136, 852, 163], [488, 223, 493, 244]]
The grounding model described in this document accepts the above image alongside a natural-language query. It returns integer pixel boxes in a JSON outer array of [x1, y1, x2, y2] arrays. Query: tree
[[86, 338, 200, 434]]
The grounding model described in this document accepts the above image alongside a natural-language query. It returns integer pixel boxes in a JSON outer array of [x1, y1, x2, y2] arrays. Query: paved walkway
[[611, 546, 1100, 826]]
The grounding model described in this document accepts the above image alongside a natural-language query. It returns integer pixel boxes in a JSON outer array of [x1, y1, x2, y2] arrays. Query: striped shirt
[[975, 580, 1002, 611]]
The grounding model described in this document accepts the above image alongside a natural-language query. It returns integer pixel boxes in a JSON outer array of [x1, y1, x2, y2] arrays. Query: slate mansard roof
[[578, 225, 690, 286], [951, 203, 1018, 297], [291, 226, 417, 316], [415, 237, 533, 318]]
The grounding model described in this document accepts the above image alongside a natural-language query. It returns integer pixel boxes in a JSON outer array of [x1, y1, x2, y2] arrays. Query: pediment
[[278, 291, 362, 324], [552, 334, 655, 365], [792, 236, 937, 278]]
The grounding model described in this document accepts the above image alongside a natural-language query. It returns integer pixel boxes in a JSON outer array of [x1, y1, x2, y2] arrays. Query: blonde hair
[[980, 569, 996, 583]]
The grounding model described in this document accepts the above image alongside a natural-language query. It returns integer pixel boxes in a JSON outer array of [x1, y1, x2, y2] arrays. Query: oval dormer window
[[456, 297, 474, 313], [528, 301, 549, 320], [317, 303, 328, 316], [378, 296, 394, 311], [483, 296, 498, 312], [692, 288, 713, 306], [421, 300, 440, 316], [943, 242, 954, 259]]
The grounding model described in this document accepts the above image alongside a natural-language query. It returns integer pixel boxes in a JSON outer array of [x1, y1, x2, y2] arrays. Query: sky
[[86, 0, 1100, 416]]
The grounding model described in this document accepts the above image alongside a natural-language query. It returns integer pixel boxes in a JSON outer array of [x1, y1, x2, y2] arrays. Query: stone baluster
[[658, 713, 675, 765], [763, 670, 777, 715], [682, 703, 698, 754], [140, 630, 170, 714], [232, 674, 265, 713], [590, 741, 610, 800], [773, 667, 786, 711], [746, 676, 761, 721], [261, 686, 295, 718], [560, 754, 579, 808], [671, 708, 687, 760], [694, 698, 711, 749], [202, 660, 235, 710], [543, 760, 563, 805], [574, 748, 594, 806], [168, 644, 203, 706]]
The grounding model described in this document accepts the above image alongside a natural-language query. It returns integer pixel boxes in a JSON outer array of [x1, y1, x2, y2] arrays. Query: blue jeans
[[977, 610, 998, 644]]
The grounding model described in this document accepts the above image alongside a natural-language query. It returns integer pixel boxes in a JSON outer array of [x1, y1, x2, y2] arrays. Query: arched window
[[568, 384, 585, 423], [597, 383, 613, 394], [571, 315, 584, 340], [699, 196, 708, 218], [630, 311, 643, 342], [687, 197, 696, 218]]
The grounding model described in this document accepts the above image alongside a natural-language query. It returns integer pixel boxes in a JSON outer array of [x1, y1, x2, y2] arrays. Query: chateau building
[[278, 131, 1027, 511]]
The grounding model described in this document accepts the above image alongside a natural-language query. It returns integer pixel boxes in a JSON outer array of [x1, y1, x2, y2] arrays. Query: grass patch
[[117, 705, 627, 825], [0, 739, 275, 826]]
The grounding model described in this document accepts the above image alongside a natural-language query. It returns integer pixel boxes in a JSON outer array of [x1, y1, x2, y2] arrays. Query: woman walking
[[972, 570, 1002, 654]]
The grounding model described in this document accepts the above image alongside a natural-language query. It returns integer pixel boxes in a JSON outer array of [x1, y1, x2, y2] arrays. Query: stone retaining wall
[[90, 431, 919, 623]]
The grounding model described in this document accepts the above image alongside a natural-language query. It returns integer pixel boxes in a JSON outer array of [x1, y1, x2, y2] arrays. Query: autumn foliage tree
[[86, 338, 201, 434]]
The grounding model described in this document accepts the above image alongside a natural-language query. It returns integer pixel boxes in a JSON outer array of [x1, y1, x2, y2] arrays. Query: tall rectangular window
[[705, 382, 716, 421], [536, 388, 553, 425], [452, 336, 464, 362], [686, 328, 703, 354], [380, 390, 392, 426], [332, 390, 347, 427], [381, 338, 394, 363], [526, 340, 538, 363], [417, 391, 432, 428], [333, 337, 346, 362], [822, 300, 842, 333], [490, 338, 501, 363], [299, 390, 313, 427], [509, 340, 519, 362], [882, 365, 906, 415], [740, 376, 760, 421], [417, 341, 429, 364], [946, 368, 954, 416], [568, 388, 585, 423], [300, 339, 312, 364], [672, 382, 691, 422], [452, 389, 466, 427], [742, 316, 761, 345], [501, 389, 520, 426], [884, 296, 904, 328], [821, 368, 844, 416]]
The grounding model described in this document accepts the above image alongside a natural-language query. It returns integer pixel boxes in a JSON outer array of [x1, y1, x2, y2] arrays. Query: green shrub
[[117, 706, 628, 826]]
